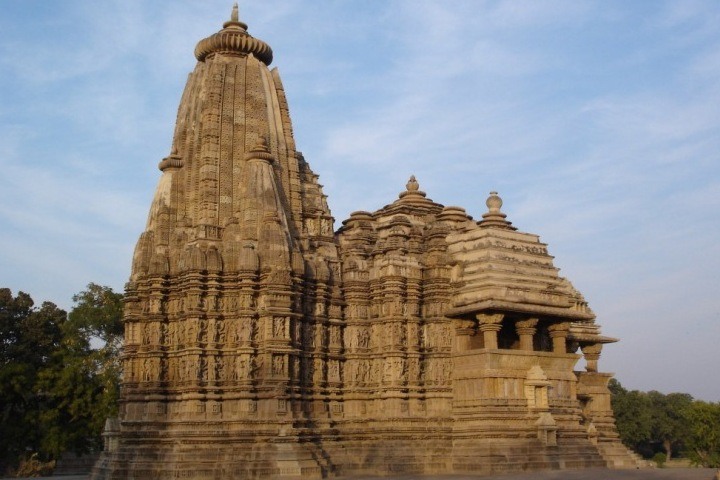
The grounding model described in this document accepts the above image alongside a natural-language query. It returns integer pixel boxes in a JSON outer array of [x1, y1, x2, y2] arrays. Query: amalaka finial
[[196, 2, 273, 64], [244, 136, 274, 163], [158, 147, 184, 172]]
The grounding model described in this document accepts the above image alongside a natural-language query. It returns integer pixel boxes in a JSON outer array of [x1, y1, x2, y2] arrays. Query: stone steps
[[596, 441, 648, 469]]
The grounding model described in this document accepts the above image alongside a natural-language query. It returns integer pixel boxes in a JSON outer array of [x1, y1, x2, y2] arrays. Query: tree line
[[1, 284, 719, 474], [609, 378, 720, 467], [0, 285, 123, 476]]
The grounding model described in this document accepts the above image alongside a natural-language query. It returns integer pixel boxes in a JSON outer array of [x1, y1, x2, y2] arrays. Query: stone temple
[[92, 6, 639, 479]]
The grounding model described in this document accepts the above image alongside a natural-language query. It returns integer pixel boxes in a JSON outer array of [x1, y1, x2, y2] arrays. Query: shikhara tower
[[92, 6, 638, 479]]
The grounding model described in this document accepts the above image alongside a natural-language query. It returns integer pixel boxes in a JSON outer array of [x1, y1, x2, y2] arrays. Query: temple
[[92, 6, 639, 479]]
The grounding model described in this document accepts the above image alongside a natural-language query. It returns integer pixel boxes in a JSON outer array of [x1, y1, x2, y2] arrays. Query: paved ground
[[4, 468, 718, 480], [350, 470, 718, 480]]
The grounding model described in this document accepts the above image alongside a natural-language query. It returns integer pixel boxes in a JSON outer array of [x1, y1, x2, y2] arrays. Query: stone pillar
[[581, 343, 602, 372], [548, 323, 569, 354], [476, 313, 503, 350], [453, 319, 475, 352], [515, 318, 538, 351]]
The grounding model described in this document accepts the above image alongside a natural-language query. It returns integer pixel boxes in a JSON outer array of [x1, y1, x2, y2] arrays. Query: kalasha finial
[[406, 175, 419, 192], [478, 191, 516, 230], [222, 2, 248, 30], [398, 174, 428, 203], [486, 191, 502, 212]]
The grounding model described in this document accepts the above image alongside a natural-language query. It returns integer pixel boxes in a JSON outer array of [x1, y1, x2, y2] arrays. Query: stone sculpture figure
[[92, 5, 638, 479]]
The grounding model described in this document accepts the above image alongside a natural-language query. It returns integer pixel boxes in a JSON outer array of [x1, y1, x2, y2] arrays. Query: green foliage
[[685, 401, 720, 468], [0, 288, 66, 471], [610, 379, 720, 467], [68, 283, 124, 345], [67, 283, 124, 421], [609, 379, 652, 449], [0, 285, 123, 475], [647, 390, 692, 460], [652, 452, 666, 468]]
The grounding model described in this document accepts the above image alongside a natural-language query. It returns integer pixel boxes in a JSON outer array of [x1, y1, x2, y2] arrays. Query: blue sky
[[1, 1, 718, 400]]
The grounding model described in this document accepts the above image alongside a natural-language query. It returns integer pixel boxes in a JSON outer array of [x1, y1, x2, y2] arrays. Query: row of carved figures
[[125, 317, 453, 352], [125, 353, 452, 386], [132, 290, 451, 320]]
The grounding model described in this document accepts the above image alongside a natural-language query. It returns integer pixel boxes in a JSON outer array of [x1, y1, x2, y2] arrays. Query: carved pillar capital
[[581, 343, 603, 372], [515, 317, 539, 330], [548, 323, 569, 353], [454, 318, 476, 334], [476, 313, 504, 329], [476, 313, 503, 349], [547, 323, 569, 335], [453, 318, 476, 352], [515, 317, 538, 351]]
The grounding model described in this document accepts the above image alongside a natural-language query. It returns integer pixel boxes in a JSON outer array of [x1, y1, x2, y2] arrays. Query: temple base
[[90, 441, 325, 480]]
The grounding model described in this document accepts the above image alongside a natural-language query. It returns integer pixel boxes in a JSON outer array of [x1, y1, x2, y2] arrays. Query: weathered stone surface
[[91, 6, 637, 479]]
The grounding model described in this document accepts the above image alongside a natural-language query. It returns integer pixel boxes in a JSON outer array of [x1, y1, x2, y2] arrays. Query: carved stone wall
[[336, 180, 464, 422]]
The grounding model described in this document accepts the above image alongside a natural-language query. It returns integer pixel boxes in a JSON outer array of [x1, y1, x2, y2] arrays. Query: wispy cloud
[[0, 0, 718, 399]]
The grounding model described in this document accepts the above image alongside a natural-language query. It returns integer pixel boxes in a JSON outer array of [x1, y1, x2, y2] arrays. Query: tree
[[67, 283, 124, 346], [647, 390, 693, 460], [609, 379, 652, 451], [36, 284, 124, 458], [685, 401, 720, 467], [0, 285, 123, 475], [66, 283, 124, 423], [0, 289, 66, 472]]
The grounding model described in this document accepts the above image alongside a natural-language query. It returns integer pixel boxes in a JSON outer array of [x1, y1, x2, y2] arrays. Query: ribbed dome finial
[[195, 3, 273, 64]]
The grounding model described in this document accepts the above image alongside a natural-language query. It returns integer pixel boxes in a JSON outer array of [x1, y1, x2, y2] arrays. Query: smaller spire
[[158, 147, 184, 171], [478, 191, 516, 230], [244, 136, 274, 163], [231, 2, 239, 22], [438, 205, 472, 223]]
